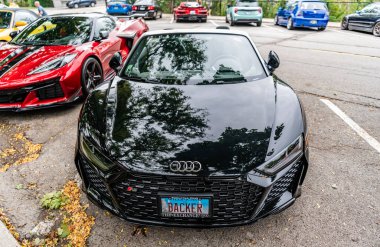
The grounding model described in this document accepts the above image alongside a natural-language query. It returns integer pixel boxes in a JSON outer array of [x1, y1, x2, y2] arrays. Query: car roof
[[0, 8, 37, 13], [49, 12, 108, 18], [142, 29, 250, 38]]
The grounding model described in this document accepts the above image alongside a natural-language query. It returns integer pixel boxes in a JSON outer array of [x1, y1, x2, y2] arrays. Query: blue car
[[274, 0, 329, 31], [106, 0, 133, 15]]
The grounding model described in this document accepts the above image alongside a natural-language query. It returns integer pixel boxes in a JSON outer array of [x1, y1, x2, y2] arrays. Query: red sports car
[[174, 2, 208, 22], [0, 13, 148, 111]]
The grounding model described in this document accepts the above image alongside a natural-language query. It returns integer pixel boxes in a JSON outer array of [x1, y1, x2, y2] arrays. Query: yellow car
[[0, 8, 38, 42]]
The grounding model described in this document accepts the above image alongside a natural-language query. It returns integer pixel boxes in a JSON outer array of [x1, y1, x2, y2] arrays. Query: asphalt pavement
[[0, 10, 379, 247]]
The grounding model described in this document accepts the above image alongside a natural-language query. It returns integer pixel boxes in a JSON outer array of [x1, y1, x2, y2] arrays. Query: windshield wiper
[[124, 76, 160, 84]]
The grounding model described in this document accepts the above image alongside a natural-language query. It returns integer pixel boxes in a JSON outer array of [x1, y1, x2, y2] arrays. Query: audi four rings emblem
[[170, 161, 202, 173]]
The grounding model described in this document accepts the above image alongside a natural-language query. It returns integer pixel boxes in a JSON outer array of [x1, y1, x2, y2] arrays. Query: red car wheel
[[81, 57, 103, 96]]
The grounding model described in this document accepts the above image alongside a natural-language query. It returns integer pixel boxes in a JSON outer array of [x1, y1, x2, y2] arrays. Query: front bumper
[[293, 17, 329, 28], [176, 14, 207, 21], [75, 149, 308, 227], [0, 77, 80, 112]]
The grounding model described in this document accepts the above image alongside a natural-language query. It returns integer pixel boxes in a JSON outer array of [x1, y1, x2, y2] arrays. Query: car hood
[[82, 76, 305, 177], [0, 43, 75, 85]]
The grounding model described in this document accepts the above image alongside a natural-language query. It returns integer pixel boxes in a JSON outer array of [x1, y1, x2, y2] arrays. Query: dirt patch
[[0, 123, 42, 172]]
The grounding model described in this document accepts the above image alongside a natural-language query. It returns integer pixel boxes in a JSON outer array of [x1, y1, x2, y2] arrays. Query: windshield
[[0, 11, 12, 29], [122, 33, 266, 85], [182, 2, 200, 7], [110, 0, 132, 3], [12, 16, 92, 46], [236, 0, 258, 7], [301, 2, 327, 10]]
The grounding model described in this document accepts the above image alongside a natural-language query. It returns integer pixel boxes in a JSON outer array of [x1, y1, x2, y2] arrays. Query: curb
[[0, 221, 20, 247]]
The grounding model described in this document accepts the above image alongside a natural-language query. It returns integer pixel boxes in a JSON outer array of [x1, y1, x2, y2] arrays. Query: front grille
[[0, 88, 28, 103], [112, 175, 263, 224], [265, 161, 301, 202], [36, 82, 64, 100], [82, 160, 112, 199]]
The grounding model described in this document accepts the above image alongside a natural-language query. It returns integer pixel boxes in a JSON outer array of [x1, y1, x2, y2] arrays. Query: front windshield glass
[[236, 0, 258, 7], [122, 33, 266, 85], [135, 0, 153, 4], [12, 16, 92, 46], [0, 11, 12, 29], [301, 1, 327, 10]]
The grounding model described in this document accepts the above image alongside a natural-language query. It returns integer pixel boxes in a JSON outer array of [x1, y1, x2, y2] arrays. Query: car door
[[92, 17, 120, 78], [349, 4, 375, 31], [369, 6, 380, 30], [79, 0, 88, 7]]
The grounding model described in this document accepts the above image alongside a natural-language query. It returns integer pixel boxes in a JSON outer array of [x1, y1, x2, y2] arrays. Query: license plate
[[114, 6, 119, 9], [310, 20, 317, 24], [160, 196, 210, 218], [140, 7, 145, 10], [190, 10, 196, 15]]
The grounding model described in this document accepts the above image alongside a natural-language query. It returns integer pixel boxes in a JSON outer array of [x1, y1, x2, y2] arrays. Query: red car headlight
[[28, 53, 77, 75]]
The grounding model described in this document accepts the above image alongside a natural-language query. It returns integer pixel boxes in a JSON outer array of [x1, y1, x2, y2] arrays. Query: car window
[[361, 4, 375, 13], [135, 0, 154, 5], [300, 2, 326, 10], [12, 17, 92, 46], [94, 17, 115, 39], [371, 6, 380, 13], [0, 11, 13, 29], [14, 11, 37, 24], [122, 33, 266, 85]]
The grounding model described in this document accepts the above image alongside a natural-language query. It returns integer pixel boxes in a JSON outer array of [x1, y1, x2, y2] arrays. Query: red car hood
[[0, 43, 76, 87]]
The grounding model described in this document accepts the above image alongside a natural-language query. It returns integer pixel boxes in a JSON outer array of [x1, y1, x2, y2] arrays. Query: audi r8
[[274, 0, 329, 31], [174, 2, 208, 22], [226, 0, 263, 26], [0, 13, 148, 111], [0, 8, 38, 42], [341, 2, 380, 37], [75, 28, 309, 227]]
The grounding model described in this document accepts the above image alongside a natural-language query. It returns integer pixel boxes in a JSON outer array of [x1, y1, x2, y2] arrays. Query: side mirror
[[9, 31, 18, 39], [100, 31, 109, 40], [15, 21, 28, 27], [109, 52, 123, 72], [267, 51, 280, 74]]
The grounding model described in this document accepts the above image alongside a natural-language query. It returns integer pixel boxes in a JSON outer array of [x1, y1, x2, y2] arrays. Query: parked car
[[226, 0, 263, 26], [66, 0, 96, 8], [341, 2, 380, 37], [75, 28, 309, 227], [107, 0, 133, 15], [131, 0, 162, 20], [0, 13, 148, 111], [0, 8, 38, 42], [274, 0, 329, 30], [173, 2, 208, 22]]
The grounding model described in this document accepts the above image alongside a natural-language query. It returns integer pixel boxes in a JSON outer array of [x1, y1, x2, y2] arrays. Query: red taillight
[[258, 8, 262, 13], [132, 5, 137, 10], [234, 8, 238, 13], [148, 5, 155, 10]]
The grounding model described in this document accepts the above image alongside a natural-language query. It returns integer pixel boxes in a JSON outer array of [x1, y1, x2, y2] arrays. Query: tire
[[274, 15, 279, 25], [372, 22, 380, 37], [225, 15, 228, 23], [341, 17, 348, 30], [160, 12, 162, 18], [257, 21, 262, 27], [90, 2, 95, 7], [287, 17, 294, 30], [153, 12, 157, 20], [74, 3, 79, 8], [318, 26, 326, 31], [81, 58, 103, 97]]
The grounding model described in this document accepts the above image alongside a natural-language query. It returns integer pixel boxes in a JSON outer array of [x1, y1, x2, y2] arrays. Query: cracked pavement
[[0, 16, 379, 247]]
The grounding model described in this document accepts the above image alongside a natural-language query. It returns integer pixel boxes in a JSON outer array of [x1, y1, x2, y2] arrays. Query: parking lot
[[0, 12, 380, 247]]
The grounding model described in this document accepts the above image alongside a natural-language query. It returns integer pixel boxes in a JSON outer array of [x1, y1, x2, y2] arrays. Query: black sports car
[[341, 2, 380, 37], [75, 29, 309, 227]]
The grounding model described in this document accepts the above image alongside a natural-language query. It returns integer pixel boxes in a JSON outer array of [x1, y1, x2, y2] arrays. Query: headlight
[[28, 53, 77, 75], [256, 136, 303, 175], [79, 134, 114, 172]]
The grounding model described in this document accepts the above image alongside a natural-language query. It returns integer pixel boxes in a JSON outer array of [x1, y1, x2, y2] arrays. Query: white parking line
[[263, 24, 285, 33], [210, 20, 219, 27], [321, 99, 380, 153]]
